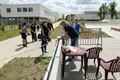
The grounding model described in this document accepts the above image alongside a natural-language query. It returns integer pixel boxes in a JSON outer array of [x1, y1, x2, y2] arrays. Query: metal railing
[[79, 28, 102, 47], [63, 28, 102, 47]]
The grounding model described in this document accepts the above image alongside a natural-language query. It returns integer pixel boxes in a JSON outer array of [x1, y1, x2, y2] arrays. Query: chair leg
[[105, 70, 108, 80], [62, 55, 66, 78], [96, 64, 100, 76], [94, 59, 96, 63], [81, 56, 83, 67], [84, 53, 88, 78], [96, 58, 100, 76]]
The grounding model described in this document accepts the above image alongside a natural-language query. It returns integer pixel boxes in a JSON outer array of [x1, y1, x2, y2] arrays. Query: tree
[[97, 3, 108, 20], [62, 14, 65, 20], [0, 14, 2, 24], [102, 3, 108, 19], [97, 7, 103, 20], [108, 1, 117, 19], [70, 14, 75, 25]]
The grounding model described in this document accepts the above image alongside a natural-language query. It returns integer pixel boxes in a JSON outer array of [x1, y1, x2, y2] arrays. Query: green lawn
[[0, 57, 50, 80], [51, 25, 63, 39], [0, 29, 20, 41]]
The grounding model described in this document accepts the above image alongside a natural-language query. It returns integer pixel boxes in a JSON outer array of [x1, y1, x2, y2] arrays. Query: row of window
[[6, 8, 33, 13]]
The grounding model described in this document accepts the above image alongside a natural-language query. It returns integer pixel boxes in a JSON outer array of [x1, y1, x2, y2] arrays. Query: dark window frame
[[23, 8, 27, 12], [17, 8, 22, 12], [28, 7, 33, 12], [6, 8, 11, 13]]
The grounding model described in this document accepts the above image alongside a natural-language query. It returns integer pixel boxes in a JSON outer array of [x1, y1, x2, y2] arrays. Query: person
[[20, 22, 27, 47], [47, 20, 54, 41], [60, 20, 79, 61], [73, 18, 80, 33], [41, 21, 49, 54], [30, 22, 37, 42], [73, 18, 85, 46]]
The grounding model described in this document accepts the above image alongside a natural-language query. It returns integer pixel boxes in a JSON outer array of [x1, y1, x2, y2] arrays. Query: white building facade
[[74, 11, 120, 20], [0, 4, 59, 24]]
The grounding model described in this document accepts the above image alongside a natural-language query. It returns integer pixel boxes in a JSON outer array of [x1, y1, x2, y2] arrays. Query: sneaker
[[65, 58, 73, 62], [23, 44, 27, 47], [44, 51, 48, 53]]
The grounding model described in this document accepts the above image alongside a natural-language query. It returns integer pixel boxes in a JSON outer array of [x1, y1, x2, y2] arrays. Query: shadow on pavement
[[86, 65, 102, 80], [16, 41, 35, 47], [15, 46, 24, 51]]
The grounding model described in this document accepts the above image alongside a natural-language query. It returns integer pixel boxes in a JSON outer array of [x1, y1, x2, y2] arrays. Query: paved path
[[0, 21, 60, 68], [85, 21, 120, 39]]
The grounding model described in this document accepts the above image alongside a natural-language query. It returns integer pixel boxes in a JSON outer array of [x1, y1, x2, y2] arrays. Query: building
[[74, 11, 120, 21], [0, 4, 59, 24], [74, 11, 100, 21]]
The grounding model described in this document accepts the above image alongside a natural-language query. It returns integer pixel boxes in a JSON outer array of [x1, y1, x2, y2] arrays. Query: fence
[[79, 28, 102, 47], [63, 28, 102, 47]]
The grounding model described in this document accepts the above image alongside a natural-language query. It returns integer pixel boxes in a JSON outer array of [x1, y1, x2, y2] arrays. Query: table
[[61, 46, 87, 78]]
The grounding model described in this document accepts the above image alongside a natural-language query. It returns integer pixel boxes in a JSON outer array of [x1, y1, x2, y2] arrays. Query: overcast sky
[[0, 0, 119, 15]]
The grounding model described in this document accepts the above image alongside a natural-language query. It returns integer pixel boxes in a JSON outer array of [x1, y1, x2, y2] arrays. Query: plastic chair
[[96, 57, 120, 80], [84, 47, 103, 78]]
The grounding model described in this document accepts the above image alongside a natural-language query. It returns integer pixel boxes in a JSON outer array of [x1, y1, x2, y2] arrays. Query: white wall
[[0, 4, 59, 21], [0, 4, 41, 17]]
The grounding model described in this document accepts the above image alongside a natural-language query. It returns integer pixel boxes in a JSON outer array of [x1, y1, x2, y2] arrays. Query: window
[[28, 8, 33, 12], [6, 8, 11, 13], [23, 8, 27, 12], [17, 8, 22, 12]]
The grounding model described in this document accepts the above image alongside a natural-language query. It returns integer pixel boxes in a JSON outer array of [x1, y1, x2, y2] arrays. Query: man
[[73, 18, 84, 46], [73, 18, 80, 34], [20, 22, 27, 47], [30, 22, 37, 42], [47, 20, 54, 41], [60, 20, 79, 61]]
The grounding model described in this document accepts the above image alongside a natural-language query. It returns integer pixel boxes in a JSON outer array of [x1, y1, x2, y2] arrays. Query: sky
[[0, 0, 119, 15]]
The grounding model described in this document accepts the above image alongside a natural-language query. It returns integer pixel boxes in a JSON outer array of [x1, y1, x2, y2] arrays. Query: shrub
[[0, 24, 5, 32]]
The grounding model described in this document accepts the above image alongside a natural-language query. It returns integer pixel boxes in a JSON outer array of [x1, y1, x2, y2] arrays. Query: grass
[[51, 25, 63, 39], [0, 29, 20, 41], [0, 57, 50, 80]]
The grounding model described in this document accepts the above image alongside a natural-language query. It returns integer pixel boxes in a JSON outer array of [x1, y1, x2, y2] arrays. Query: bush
[[0, 24, 5, 32]]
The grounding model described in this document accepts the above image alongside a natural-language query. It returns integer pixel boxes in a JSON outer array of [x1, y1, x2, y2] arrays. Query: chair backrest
[[109, 57, 120, 72], [86, 47, 102, 59]]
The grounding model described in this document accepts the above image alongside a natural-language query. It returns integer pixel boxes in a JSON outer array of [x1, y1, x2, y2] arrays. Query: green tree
[[70, 14, 75, 25], [0, 14, 2, 24], [97, 7, 103, 20], [108, 1, 117, 19], [97, 3, 108, 20], [61, 14, 65, 20]]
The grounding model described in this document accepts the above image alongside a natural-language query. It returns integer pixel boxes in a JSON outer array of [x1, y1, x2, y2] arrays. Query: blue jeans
[[71, 37, 79, 47]]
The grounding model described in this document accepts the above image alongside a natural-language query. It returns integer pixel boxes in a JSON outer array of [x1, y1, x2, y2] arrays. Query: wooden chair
[[96, 57, 120, 80], [84, 47, 103, 78]]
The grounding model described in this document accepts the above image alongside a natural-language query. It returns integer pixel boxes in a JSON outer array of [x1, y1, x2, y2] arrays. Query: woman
[[41, 21, 49, 54], [20, 22, 27, 47]]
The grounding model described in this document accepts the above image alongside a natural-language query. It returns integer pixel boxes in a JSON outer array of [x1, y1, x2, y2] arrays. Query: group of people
[[59, 18, 84, 61], [20, 20, 54, 54]]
